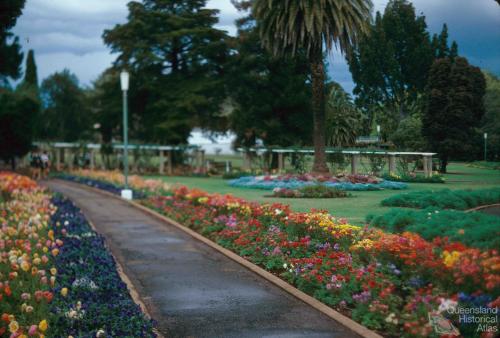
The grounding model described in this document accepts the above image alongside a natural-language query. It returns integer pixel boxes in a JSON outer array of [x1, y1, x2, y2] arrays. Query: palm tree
[[253, 0, 372, 173]]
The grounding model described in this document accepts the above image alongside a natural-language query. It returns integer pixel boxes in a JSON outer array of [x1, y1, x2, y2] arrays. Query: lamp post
[[484, 132, 488, 162], [120, 70, 132, 200]]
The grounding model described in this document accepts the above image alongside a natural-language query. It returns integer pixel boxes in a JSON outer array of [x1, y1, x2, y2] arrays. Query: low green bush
[[467, 161, 500, 170], [272, 185, 350, 198], [367, 208, 500, 250], [381, 188, 500, 210], [222, 171, 253, 179], [381, 173, 445, 183]]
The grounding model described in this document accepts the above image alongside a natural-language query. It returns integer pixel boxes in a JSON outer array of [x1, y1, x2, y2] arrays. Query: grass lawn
[[145, 163, 500, 224]]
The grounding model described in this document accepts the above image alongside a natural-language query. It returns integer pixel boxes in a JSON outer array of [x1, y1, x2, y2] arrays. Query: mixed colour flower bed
[[0, 172, 155, 337], [229, 174, 408, 191], [58, 172, 500, 337]]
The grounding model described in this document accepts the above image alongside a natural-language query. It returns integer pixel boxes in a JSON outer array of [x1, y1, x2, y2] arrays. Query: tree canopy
[[39, 70, 91, 142], [422, 57, 486, 172], [226, 2, 312, 148], [0, 0, 25, 83], [102, 0, 230, 144]]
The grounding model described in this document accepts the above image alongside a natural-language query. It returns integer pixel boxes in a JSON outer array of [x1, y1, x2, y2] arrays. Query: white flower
[[96, 329, 106, 337], [64, 220, 69, 225], [283, 263, 288, 269], [275, 209, 283, 215]]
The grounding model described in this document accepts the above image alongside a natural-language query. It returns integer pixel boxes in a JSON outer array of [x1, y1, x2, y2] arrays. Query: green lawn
[[145, 163, 500, 224]]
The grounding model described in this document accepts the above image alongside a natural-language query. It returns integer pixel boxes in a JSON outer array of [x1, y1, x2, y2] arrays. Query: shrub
[[368, 208, 500, 250], [272, 185, 350, 198], [381, 188, 500, 210], [381, 173, 445, 183]]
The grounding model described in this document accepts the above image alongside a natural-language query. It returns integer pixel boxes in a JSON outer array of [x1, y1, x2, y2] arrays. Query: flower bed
[[55, 169, 170, 199], [271, 185, 350, 198], [381, 188, 500, 210], [229, 174, 407, 191], [57, 173, 500, 337], [0, 172, 154, 337]]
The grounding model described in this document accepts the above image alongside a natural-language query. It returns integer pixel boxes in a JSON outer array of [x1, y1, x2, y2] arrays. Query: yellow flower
[[197, 197, 209, 204], [21, 261, 30, 272], [51, 248, 59, 256], [61, 287, 68, 297], [9, 320, 19, 333], [50, 268, 57, 275], [442, 250, 461, 268], [38, 319, 48, 332]]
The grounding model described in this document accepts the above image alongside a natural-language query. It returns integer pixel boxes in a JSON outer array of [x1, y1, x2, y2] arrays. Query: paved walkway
[[45, 180, 360, 338], [479, 205, 500, 217]]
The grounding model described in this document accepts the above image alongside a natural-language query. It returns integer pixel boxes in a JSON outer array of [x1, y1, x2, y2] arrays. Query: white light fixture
[[484, 132, 488, 139], [376, 125, 381, 133], [120, 70, 129, 91]]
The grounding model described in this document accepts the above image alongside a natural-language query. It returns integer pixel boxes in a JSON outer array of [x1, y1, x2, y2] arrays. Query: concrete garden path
[[45, 180, 361, 338]]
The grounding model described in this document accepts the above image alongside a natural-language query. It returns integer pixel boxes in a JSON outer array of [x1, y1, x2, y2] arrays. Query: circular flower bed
[[229, 174, 407, 191]]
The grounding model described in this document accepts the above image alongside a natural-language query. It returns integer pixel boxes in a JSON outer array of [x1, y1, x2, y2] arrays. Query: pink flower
[[28, 325, 37, 335]]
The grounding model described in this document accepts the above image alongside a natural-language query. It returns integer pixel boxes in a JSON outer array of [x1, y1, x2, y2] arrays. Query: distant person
[[41, 151, 50, 179], [30, 150, 42, 180]]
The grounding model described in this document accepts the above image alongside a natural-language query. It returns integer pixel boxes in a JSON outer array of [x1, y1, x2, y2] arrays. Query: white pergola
[[238, 148, 438, 177]]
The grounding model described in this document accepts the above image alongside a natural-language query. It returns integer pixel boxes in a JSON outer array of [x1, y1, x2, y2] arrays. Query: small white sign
[[121, 189, 133, 200]]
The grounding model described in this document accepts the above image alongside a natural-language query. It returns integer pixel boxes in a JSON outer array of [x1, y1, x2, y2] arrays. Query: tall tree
[[23, 50, 38, 87], [103, 0, 229, 144], [0, 89, 38, 169], [39, 70, 91, 142], [481, 72, 500, 160], [253, 0, 372, 173], [349, 0, 435, 131], [422, 57, 486, 172], [0, 0, 25, 84], [227, 1, 312, 148]]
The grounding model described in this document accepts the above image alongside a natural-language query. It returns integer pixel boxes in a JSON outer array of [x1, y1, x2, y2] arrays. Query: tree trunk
[[310, 47, 329, 174], [439, 156, 448, 173]]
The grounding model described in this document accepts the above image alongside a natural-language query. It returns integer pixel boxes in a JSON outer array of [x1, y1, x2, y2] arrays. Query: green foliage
[[482, 71, 500, 160], [253, 0, 372, 173], [23, 49, 38, 88], [368, 208, 500, 250], [325, 83, 363, 147], [0, 88, 38, 165], [389, 114, 426, 151], [226, 9, 312, 147], [423, 57, 486, 172], [0, 0, 25, 83], [349, 0, 437, 130], [467, 161, 500, 170], [272, 185, 350, 199], [381, 188, 500, 210], [103, 0, 229, 144], [381, 173, 445, 183], [40, 69, 91, 141]]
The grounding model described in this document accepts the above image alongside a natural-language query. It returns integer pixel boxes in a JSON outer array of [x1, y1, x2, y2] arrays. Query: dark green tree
[[481, 72, 500, 160], [103, 0, 229, 144], [39, 70, 91, 141], [253, 0, 372, 173], [349, 0, 435, 130], [0, 0, 25, 83], [423, 57, 486, 172], [227, 1, 312, 148], [325, 83, 363, 147], [0, 89, 38, 168], [23, 50, 38, 87]]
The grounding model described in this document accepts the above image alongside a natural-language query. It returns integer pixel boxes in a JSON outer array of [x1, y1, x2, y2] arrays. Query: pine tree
[[103, 0, 229, 144], [24, 50, 38, 87]]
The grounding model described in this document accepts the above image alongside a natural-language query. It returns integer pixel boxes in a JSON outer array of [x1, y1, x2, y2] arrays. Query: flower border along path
[[55, 173, 500, 337], [51, 177, 380, 338], [0, 172, 155, 337]]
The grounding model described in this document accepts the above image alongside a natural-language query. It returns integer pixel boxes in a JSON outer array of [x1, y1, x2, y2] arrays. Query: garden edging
[[52, 179, 382, 338], [465, 203, 500, 212]]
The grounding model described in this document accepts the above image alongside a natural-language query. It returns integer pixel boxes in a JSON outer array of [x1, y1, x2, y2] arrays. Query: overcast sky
[[12, 0, 500, 93]]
